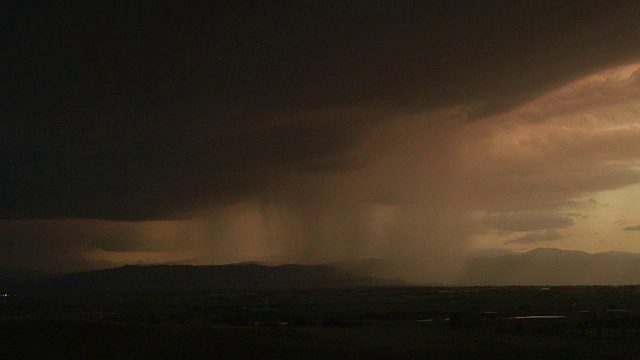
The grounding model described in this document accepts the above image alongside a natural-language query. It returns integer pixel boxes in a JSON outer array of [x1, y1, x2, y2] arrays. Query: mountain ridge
[[2, 262, 397, 295], [2, 248, 639, 293], [462, 248, 640, 285]]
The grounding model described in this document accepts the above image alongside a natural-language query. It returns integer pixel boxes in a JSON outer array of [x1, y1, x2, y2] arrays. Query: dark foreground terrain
[[2, 284, 640, 359]]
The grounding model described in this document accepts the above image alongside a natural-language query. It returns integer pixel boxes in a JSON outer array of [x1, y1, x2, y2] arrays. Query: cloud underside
[[485, 213, 574, 232], [506, 229, 563, 244], [4, 3, 640, 221], [470, 65, 640, 247], [462, 65, 640, 209]]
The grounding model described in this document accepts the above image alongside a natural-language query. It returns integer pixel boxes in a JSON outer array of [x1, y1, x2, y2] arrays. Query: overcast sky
[[4, 2, 640, 280]]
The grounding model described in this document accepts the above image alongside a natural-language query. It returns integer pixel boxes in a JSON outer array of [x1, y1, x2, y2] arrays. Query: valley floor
[[2, 286, 640, 359]]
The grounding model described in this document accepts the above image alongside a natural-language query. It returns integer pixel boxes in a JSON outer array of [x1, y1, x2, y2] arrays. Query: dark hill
[[10, 263, 387, 295], [0, 267, 48, 288]]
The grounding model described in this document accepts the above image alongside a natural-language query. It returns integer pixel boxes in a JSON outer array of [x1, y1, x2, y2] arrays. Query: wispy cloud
[[506, 229, 563, 244], [484, 212, 574, 232]]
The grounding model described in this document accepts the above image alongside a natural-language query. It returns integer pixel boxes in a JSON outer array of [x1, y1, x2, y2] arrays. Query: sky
[[4, 2, 640, 282]]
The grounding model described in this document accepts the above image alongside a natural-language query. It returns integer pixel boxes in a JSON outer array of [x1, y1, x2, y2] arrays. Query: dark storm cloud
[[0, 219, 193, 272], [5, 115, 372, 220], [1, 220, 149, 254], [4, 1, 640, 222], [506, 229, 563, 245], [624, 225, 640, 231]]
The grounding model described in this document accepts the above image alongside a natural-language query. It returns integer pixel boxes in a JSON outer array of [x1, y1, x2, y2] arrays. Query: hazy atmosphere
[[5, 2, 640, 283]]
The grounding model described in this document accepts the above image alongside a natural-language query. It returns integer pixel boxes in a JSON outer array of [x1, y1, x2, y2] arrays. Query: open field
[[2, 286, 640, 359]]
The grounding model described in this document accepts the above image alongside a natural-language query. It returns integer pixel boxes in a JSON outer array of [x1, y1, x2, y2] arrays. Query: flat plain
[[2, 285, 640, 359]]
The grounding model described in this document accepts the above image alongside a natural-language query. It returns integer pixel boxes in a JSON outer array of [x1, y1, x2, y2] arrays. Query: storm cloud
[[6, 2, 640, 221], [4, 2, 640, 279]]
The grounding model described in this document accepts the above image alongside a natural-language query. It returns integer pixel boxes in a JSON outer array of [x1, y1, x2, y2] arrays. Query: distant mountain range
[[1, 263, 395, 295], [2, 248, 638, 294], [461, 248, 640, 285]]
